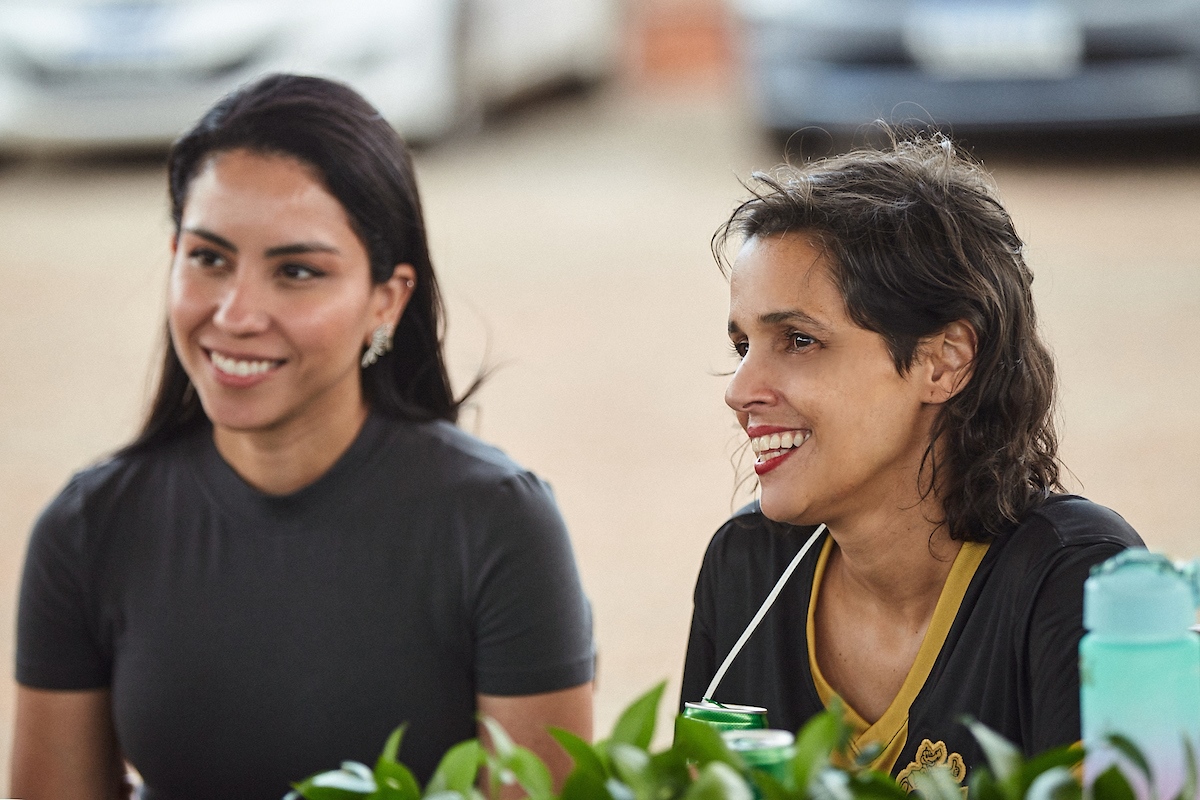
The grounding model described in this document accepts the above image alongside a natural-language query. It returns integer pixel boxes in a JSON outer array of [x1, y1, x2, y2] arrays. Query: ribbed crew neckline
[[187, 412, 389, 529]]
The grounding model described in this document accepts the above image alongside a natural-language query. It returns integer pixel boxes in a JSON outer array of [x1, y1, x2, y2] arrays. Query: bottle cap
[[1084, 550, 1198, 639]]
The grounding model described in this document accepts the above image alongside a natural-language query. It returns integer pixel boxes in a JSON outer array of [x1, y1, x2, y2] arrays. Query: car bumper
[[0, 1, 459, 152], [736, 0, 1200, 132], [751, 59, 1200, 131]]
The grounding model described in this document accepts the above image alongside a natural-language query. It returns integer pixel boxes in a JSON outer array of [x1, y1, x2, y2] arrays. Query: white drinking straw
[[702, 523, 827, 701]]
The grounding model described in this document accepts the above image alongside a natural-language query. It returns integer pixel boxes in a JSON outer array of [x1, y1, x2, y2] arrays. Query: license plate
[[903, 1, 1084, 80]]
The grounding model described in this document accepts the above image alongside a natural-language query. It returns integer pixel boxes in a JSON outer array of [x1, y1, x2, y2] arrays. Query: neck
[[824, 496, 963, 623], [213, 402, 370, 496]]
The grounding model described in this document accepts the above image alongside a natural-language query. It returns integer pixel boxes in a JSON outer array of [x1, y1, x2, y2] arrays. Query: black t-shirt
[[17, 413, 595, 800], [681, 495, 1142, 786]]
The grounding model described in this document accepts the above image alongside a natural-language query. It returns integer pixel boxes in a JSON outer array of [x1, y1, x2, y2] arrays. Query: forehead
[[728, 233, 846, 322], [182, 149, 344, 225]]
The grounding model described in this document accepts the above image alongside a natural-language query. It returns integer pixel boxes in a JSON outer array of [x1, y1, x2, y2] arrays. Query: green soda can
[[721, 729, 796, 789], [682, 700, 769, 731]]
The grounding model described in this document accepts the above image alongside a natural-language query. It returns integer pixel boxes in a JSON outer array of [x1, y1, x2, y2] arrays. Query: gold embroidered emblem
[[896, 739, 967, 796]]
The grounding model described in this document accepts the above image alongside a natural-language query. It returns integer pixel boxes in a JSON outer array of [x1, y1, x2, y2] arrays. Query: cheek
[[289, 297, 374, 352], [167, 273, 207, 337]]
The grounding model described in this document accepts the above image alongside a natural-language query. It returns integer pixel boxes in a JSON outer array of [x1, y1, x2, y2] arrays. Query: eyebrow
[[183, 227, 341, 258], [728, 309, 833, 335]]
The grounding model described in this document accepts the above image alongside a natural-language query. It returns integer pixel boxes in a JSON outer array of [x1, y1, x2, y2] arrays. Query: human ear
[[924, 320, 977, 404], [366, 263, 417, 344]]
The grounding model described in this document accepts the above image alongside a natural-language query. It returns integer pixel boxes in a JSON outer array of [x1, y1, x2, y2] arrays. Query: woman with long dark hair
[[682, 134, 1142, 786], [12, 74, 593, 800]]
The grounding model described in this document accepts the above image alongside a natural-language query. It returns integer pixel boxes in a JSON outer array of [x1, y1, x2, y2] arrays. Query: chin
[[198, 403, 278, 435], [757, 493, 815, 527]]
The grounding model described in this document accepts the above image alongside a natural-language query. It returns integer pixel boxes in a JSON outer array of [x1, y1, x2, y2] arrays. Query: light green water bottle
[[1080, 550, 1200, 799]]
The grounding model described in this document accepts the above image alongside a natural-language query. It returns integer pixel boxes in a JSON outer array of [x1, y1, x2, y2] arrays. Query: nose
[[212, 272, 270, 335], [724, 349, 777, 414]]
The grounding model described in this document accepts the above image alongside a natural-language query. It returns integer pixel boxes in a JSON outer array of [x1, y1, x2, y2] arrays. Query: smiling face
[[725, 233, 944, 530], [168, 148, 413, 444]]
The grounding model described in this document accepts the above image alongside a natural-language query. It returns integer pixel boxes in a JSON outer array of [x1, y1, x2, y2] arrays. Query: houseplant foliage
[[287, 682, 1196, 800]]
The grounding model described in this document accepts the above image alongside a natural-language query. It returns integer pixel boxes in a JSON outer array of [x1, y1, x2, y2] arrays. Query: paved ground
[[1, 83, 1198, 784]]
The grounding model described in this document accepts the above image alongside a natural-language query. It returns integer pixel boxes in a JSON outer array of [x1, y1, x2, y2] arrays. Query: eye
[[187, 247, 226, 269], [729, 339, 749, 358], [279, 262, 324, 281], [786, 331, 818, 351]]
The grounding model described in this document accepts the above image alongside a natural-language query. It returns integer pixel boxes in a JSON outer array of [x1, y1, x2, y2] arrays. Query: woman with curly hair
[[681, 135, 1142, 784]]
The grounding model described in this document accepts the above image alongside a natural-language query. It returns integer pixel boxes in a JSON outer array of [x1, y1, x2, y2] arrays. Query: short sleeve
[[1023, 541, 1127, 753], [469, 473, 594, 696], [16, 477, 111, 689]]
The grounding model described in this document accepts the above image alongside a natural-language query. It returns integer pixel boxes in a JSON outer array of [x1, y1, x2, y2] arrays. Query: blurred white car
[[0, 0, 619, 152], [733, 0, 1200, 138]]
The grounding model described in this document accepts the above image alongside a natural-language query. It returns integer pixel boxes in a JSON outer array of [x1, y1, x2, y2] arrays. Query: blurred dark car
[[733, 0, 1200, 141]]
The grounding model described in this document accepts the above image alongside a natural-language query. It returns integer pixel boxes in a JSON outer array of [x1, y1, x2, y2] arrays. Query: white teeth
[[750, 430, 809, 458], [211, 351, 279, 377]]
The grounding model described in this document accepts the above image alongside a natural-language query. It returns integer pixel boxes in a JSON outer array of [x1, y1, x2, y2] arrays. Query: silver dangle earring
[[361, 324, 393, 368]]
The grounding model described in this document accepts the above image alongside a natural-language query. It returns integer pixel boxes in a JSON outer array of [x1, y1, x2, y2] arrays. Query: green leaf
[[672, 716, 740, 769], [966, 768, 1007, 800], [962, 718, 1022, 783], [551, 727, 608, 779], [560, 769, 615, 800], [684, 761, 754, 800], [1017, 745, 1084, 797], [849, 771, 913, 800], [504, 747, 555, 800], [791, 709, 844, 792], [1173, 735, 1198, 800], [908, 765, 964, 800], [648, 748, 695, 795], [1104, 734, 1154, 785], [609, 681, 667, 750], [1023, 766, 1081, 800], [369, 783, 414, 800], [1091, 765, 1137, 800], [481, 716, 517, 760], [478, 719, 551, 800], [293, 762, 377, 800], [380, 725, 408, 766], [749, 771, 791, 800], [426, 740, 485, 796], [853, 742, 884, 770], [605, 777, 637, 800], [809, 767, 854, 800], [608, 743, 653, 800], [292, 783, 370, 800], [371, 760, 420, 800]]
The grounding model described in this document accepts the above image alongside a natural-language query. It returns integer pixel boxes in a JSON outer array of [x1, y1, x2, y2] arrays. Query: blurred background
[[1, 0, 1199, 786]]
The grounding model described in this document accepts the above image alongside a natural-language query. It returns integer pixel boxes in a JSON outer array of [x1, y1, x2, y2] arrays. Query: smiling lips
[[208, 350, 284, 383], [749, 428, 811, 475]]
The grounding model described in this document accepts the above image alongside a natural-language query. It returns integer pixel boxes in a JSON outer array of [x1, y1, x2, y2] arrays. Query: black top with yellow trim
[[680, 495, 1143, 785]]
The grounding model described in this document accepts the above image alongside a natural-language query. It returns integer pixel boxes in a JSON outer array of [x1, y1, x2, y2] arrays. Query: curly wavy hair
[[715, 133, 1063, 542]]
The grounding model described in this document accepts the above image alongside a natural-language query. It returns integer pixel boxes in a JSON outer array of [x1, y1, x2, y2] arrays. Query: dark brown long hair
[[715, 133, 1062, 542], [126, 74, 478, 453]]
